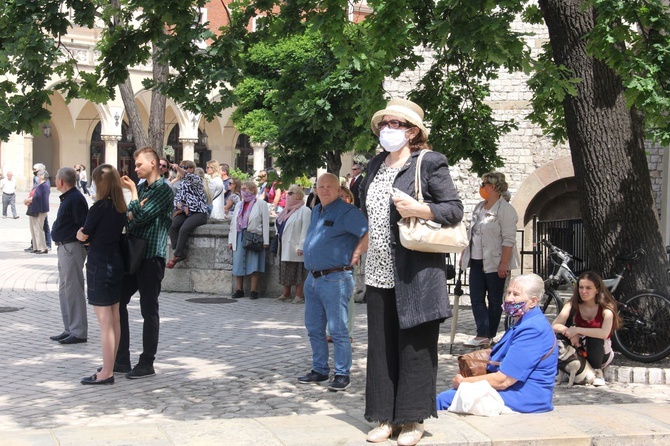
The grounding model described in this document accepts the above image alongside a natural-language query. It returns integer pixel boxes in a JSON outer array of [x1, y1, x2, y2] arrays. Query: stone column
[[102, 135, 121, 165], [251, 142, 266, 174], [22, 134, 34, 190], [180, 138, 197, 162]]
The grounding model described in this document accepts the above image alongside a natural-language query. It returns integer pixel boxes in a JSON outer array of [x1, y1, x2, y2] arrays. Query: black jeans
[[584, 336, 606, 369], [116, 257, 165, 368], [364, 286, 440, 424], [169, 212, 208, 257]]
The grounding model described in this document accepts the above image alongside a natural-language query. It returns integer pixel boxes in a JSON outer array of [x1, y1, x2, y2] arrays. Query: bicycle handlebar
[[541, 239, 571, 261]]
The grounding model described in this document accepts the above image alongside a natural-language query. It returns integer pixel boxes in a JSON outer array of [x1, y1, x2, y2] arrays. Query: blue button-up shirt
[[303, 198, 368, 272]]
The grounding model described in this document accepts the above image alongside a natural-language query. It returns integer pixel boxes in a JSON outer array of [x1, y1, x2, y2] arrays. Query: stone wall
[[162, 219, 365, 297], [381, 14, 665, 228]]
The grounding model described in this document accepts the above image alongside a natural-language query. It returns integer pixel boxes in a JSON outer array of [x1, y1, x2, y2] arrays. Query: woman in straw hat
[[360, 98, 463, 445]]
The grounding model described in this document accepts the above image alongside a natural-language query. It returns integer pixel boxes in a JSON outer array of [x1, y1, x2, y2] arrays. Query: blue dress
[[437, 306, 558, 413], [82, 199, 127, 306]]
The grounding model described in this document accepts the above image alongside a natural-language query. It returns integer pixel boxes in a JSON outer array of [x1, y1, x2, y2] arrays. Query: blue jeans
[[304, 271, 354, 377], [469, 259, 506, 338]]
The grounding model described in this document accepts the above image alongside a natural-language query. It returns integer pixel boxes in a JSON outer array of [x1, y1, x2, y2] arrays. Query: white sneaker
[[593, 369, 606, 387], [463, 337, 491, 347]]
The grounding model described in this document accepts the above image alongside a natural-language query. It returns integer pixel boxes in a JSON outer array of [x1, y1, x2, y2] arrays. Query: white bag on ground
[[447, 381, 514, 416]]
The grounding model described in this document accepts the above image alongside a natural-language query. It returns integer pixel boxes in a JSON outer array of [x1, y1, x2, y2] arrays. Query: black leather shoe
[[126, 364, 155, 379], [232, 289, 244, 299], [59, 335, 87, 344], [33, 249, 48, 254], [81, 373, 114, 385], [50, 332, 69, 341]]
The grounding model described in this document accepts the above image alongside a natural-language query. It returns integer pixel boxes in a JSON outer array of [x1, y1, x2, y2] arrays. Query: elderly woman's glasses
[[481, 182, 492, 188], [377, 120, 412, 130], [287, 192, 295, 196]]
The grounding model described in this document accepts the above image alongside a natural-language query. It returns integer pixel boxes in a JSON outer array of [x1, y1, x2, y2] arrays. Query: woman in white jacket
[[460, 172, 519, 347], [275, 185, 311, 304], [228, 180, 270, 300]]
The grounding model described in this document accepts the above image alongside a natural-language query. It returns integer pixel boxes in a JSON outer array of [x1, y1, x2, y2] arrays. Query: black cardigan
[[360, 149, 464, 329]]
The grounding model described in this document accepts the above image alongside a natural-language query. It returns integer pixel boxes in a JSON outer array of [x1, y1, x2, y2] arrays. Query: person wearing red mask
[[460, 172, 520, 348]]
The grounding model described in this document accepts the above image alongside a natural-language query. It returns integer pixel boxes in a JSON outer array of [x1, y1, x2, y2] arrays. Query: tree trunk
[[325, 150, 342, 176], [119, 78, 148, 149], [149, 43, 168, 155], [539, 0, 668, 296]]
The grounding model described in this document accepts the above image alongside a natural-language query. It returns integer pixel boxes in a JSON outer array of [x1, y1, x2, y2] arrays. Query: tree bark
[[149, 43, 168, 155], [325, 150, 343, 176], [539, 0, 668, 295], [119, 78, 148, 149]]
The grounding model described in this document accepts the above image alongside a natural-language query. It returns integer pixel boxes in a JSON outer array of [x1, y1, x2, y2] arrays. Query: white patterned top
[[364, 163, 401, 289]]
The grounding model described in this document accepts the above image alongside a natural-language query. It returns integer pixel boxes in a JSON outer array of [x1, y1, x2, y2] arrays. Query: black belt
[[54, 240, 77, 246], [311, 266, 354, 278]]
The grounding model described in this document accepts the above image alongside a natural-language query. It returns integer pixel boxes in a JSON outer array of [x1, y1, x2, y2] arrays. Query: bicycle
[[503, 240, 567, 331], [508, 239, 670, 363]]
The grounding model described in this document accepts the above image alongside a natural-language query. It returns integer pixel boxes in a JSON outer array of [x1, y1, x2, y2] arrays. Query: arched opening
[[166, 124, 209, 167], [166, 124, 184, 163], [90, 121, 138, 182], [234, 135, 271, 174], [234, 134, 253, 173], [524, 177, 580, 223]]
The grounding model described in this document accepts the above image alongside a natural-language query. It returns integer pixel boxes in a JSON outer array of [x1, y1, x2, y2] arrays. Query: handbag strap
[[413, 149, 428, 203], [541, 336, 558, 362]]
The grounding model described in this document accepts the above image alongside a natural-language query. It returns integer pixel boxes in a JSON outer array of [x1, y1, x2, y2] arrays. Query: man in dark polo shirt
[[50, 167, 89, 345], [297, 173, 368, 392], [117, 146, 174, 379]]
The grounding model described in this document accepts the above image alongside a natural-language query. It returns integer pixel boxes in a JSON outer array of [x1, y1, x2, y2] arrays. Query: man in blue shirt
[[50, 167, 89, 345], [298, 173, 368, 391]]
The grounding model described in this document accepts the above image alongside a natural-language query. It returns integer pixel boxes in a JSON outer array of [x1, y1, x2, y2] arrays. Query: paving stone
[[1, 192, 670, 445]]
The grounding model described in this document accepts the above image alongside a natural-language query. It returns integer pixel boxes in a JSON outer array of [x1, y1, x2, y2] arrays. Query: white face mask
[[379, 128, 409, 152]]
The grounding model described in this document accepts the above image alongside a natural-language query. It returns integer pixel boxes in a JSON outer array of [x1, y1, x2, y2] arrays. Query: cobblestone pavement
[[0, 190, 669, 434]]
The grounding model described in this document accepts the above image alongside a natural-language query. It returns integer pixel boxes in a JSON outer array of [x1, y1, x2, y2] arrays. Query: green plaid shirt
[[127, 177, 174, 259]]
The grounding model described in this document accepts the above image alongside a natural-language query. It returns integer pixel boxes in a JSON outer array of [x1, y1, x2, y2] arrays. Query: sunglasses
[[180, 165, 192, 169], [159, 164, 168, 168]]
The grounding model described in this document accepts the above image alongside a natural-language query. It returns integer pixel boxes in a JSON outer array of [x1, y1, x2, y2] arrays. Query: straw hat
[[370, 98, 428, 139]]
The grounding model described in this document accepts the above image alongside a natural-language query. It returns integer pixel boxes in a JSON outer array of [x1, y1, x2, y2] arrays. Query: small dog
[[556, 338, 596, 387]]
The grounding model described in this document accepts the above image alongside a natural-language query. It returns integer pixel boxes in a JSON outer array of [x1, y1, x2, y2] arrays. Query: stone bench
[[162, 219, 365, 297]]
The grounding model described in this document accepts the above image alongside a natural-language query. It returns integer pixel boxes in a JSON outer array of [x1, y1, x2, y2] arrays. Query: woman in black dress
[[77, 164, 128, 385]]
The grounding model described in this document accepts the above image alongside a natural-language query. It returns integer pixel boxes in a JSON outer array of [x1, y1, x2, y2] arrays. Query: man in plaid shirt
[[117, 146, 174, 379]]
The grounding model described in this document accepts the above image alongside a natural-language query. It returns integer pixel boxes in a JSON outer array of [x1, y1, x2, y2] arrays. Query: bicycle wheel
[[504, 289, 563, 330], [541, 288, 563, 323], [612, 290, 670, 363]]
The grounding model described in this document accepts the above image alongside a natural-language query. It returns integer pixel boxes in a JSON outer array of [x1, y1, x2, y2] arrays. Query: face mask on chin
[[379, 128, 409, 152]]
